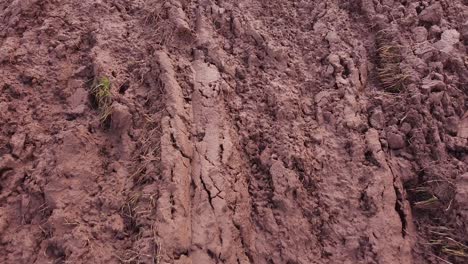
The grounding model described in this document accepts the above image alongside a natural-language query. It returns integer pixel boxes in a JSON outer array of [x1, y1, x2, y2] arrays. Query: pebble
[[400, 122, 412, 135], [461, 21, 468, 42], [421, 79, 446, 94], [446, 116, 459, 135], [369, 109, 384, 129], [412, 27, 428, 43], [419, 3, 443, 24], [10, 133, 26, 157], [387, 132, 405, 149], [111, 102, 132, 133]]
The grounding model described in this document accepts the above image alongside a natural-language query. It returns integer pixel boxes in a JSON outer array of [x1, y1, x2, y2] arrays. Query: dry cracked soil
[[1, 0, 468, 263]]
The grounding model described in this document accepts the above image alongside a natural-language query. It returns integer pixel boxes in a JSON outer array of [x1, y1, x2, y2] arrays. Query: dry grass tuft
[[116, 192, 163, 263], [131, 114, 162, 185], [120, 191, 142, 236], [407, 178, 456, 211], [143, 0, 167, 25], [142, 0, 174, 47], [375, 28, 408, 92], [425, 227, 468, 260], [407, 177, 467, 261], [408, 186, 441, 209], [151, 224, 163, 264], [91, 76, 113, 125]]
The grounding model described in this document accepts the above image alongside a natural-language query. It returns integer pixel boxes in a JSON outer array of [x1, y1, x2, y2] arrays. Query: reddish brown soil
[[1, 0, 467, 263]]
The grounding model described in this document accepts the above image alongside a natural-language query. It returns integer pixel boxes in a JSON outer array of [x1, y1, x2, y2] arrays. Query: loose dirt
[[1, 0, 467, 263]]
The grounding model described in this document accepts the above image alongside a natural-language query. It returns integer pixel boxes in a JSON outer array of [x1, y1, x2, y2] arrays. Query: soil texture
[[1, 0, 467, 263]]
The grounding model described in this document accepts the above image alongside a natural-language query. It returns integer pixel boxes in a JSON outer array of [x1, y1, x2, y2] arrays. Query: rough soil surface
[[1, 0, 467, 263]]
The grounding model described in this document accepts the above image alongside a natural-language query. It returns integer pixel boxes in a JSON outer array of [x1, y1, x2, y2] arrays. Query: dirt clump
[[0, 0, 467, 263]]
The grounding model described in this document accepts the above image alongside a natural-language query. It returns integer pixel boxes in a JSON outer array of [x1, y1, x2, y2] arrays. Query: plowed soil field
[[1, 0, 467, 263]]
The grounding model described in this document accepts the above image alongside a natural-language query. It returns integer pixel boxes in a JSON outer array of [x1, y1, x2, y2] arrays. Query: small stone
[[406, 55, 427, 74], [313, 22, 327, 36], [323, 111, 333, 123], [310, 130, 323, 144], [387, 132, 405, 149], [54, 44, 66, 59], [429, 25, 442, 37], [455, 173, 468, 208], [232, 18, 243, 37], [412, 27, 428, 43], [260, 147, 272, 167], [429, 61, 444, 72], [381, 0, 394, 7], [400, 122, 412, 134], [0, 208, 8, 235], [0, 37, 19, 63], [68, 88, 88, 108], [211, 5, 220, 15], [441, 29, 460, 44], [325, 31, 340, 44], [429, 92, 444, 105], [73, 65, 92, 78], [56, 34, 69, 42], [379, 138, 388, 149], [0, 154, 17, 171], [461, 21, 468, 43], [369, 109, 384, 129], [110, 102, 132, 133], [421, 79, 446, 94], [315, 90, 331, 105], [396, 158, 415, 182], [413, 42, 433, 56], [419, 3, 443, 24], [44, 182, 67, 209], [446, 116, 459, 135], [69, 104, 86, 115], [10, 133, 26, 157], [458, 112, 468, 139], [368, 14, 388, 29], [235, 67, 245, 80], [162, 1, 172, 8], [433, 29, 460, 53], [108, 214, 125, 233]]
